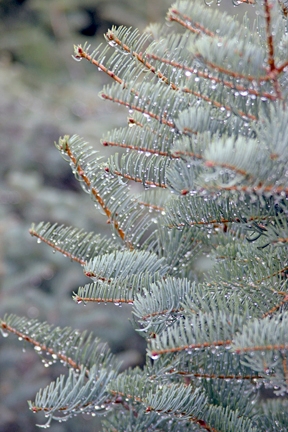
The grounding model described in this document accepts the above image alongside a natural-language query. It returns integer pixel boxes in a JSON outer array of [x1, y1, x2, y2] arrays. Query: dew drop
[[71, 55, 82, 62], [1, 329, 9, 338], [150, 352, 160, 360]]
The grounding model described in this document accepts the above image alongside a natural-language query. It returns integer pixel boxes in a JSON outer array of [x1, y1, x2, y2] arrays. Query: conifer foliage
[[2, 0, 288, 430]]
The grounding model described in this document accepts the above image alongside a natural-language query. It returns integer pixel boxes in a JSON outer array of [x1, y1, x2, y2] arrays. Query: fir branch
[[262, 293, 288, 318], [29, 222, 118, 265], [110, 374, 218, 432], [102, 29, 258, 130], [102, 117, 176, 157], [74, 45, 126, 87], [166, 368, 262, 382], [29, 366, 117, 426], [235, 343, 288, 354], [100, 92, 175, 129], [198, 56, 272, 83], [149, 339, 232, 358], [105, 28, 178, 90], [56, 135, 127, 243], [254, 261, 288, 286], [147, 384, 223, 432], [231, 313, 288, 387], [108, 153, 168, 189], [55, 135, 159, 248], [84, 250, 168, 285], [181, 87, 257, 122], [29, 223, 85, 266], [146, 53, 277, 102], [200, 184, 288, 197], [4, 1, 288, 429], [138, 201, 164, 212], [263, 0, 282, 99], [111, 171, 167, 188], [167, 8, 215, 37], [0, 314, 117, 373], [0, 319, 81, 371], [137, 188, 171, 214], [107, 26, 259, 123], [149, 226, 203, 277], [164, 193, 281, 233], [133, 278, 194, 334], [73, 273, 159, 306], [148, 312, 240, 358], [74, 293, 133, 306], [264, 0, 276, 72], [102, 138, 177, 159], [107, 371, 155, 416]]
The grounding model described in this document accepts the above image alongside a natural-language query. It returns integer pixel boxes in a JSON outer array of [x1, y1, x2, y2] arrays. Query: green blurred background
[[0, 1, 254, 431]]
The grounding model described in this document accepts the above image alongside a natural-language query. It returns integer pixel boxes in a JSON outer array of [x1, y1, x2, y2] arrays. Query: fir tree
[[2, 0, 288, 430]]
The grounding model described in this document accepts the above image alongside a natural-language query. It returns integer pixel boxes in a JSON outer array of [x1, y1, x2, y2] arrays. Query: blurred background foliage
[[0, 0, 254, 431]]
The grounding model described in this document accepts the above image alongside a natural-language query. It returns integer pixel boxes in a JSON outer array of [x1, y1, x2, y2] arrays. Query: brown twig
[[102, 140, 178, 158], [256, 265, 288, 284], [74, 294, 133, 305], [75, 46, 128, 88], [167, 368, 262, 381], [262, 294, 288, 318], [150, 339, 232, 357], [142, 306, 186, 321], [167, 9, 215, 37], [197, 184, 288, 196], [263, 0, 282, 99], [235, 343, 288, 354], [112, 170, 167, 188], [138, 201, 165, 212], [100, 93, 175, 128]]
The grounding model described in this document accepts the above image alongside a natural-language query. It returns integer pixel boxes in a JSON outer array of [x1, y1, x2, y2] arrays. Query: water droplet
[[150, 352, 160, 360], [108, 40, 117, 48], [1, 328, 9, 338], [71, 55, 82, 62]]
